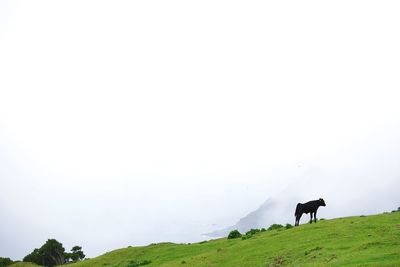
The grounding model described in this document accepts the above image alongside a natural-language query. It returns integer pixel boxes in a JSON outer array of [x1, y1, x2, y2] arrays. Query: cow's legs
[[309, 213, 313, 224], [295, 214, 302, 226], [314, 211, 317, 223]]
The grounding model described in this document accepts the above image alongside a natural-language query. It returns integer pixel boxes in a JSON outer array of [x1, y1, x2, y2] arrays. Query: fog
[[1, 0, 400, 260]]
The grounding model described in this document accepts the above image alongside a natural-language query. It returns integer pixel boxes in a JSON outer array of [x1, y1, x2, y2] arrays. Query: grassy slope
[[15, 212, 400, 267]]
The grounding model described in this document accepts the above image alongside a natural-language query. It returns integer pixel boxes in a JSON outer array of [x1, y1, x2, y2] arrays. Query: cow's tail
[[295, 203, 300, 217]]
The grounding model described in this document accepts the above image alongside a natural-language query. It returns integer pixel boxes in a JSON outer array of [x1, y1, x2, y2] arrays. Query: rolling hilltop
[[13, 212, 400, 267]]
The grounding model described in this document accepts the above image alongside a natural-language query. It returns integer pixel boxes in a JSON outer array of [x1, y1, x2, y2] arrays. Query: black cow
[[294, 198, 326, 226]]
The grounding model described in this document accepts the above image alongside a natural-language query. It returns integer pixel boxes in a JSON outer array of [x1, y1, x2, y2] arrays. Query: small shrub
[[284, 223, 293, 229], [241, 235, 252, 240], [241, 228, 263, 240], [267, 224, 284, 231], [227, 230, 242, 239], [260, 228, 266, 232], [181, 260, 186, 264], [245, 229, 261, 235], [199, 240, 208, 244]]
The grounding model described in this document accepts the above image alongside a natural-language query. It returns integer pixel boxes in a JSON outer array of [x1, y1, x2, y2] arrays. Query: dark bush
[[0, 257, 14, 267], [284, 223, 293, 229], [245, 229, 261, 235], [241, 235, 252, 240], [267, 224, 284, 231], [227, 230, 242, 239], [241, 228, 264, 240]]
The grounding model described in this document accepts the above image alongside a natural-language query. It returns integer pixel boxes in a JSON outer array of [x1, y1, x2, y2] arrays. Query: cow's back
[[302, 200, 319, 213]]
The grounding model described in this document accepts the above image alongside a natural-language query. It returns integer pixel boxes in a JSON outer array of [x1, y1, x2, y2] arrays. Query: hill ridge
[[14, 212, 400, 267]]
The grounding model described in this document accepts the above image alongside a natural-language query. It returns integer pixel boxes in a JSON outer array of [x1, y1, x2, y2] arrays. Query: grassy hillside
[[14, 212, 400, 267], [10, 263, 40, 267]]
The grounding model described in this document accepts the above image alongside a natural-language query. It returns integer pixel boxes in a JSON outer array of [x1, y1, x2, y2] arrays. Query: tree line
[[23, 239, 85, 266]]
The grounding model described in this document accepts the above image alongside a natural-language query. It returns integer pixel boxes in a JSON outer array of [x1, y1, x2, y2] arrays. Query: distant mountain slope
[[206, 197, 295, 237], [205, 172, 400, 238], [15, 211, 400, 267]]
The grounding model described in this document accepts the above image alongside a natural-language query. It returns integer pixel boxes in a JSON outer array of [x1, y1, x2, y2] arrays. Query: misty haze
[[1, 1, 399, 266]]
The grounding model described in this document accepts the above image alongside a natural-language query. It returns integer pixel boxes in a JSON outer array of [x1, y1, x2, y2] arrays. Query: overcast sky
[[1, 0, 400, 260]]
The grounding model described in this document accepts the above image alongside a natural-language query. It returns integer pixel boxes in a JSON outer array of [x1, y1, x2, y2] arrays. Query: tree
[[23, 239, 66, 266], [0, 257, 14, 267], [70, 246, 85, 262], [227, 230, 242, 239], [40, 239, 66, 266], [23, 248, 42, 265]]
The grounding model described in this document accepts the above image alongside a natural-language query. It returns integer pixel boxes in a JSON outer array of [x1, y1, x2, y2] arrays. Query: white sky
[[1, 0, 400, 260]]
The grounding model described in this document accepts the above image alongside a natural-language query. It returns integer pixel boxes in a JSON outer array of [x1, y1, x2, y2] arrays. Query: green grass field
[[13, 212, 400, 267]]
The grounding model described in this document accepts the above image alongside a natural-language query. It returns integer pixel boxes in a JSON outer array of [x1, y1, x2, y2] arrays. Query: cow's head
[[319, 198, 326, 206]]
